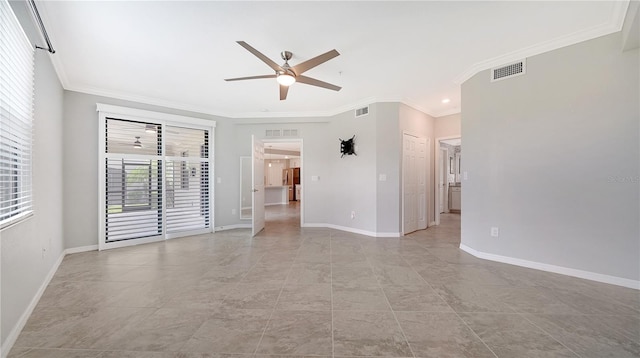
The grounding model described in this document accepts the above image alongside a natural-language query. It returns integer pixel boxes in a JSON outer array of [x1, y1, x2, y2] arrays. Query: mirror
[[240, 156, 252, 220]]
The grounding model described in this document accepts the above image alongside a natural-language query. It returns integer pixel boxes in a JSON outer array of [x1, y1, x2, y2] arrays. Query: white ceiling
[[38, 1, 629, 119]]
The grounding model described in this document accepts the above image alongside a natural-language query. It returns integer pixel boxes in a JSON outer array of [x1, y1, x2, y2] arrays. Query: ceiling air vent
[[491, 60, 526, 82], [355, 106, 369, 118]]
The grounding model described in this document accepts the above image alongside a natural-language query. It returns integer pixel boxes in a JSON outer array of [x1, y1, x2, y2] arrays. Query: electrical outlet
[[42, 247, 47, 258], [491, 227, 499, 237], [351, 211, 356, 219]]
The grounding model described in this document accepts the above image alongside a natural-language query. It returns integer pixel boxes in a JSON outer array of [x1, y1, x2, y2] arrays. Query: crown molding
[[454, 0, 629, 85]]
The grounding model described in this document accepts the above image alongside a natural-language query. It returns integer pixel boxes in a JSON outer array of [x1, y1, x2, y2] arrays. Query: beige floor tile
[[181, 309, 271, 354], [524, 313, 640, 358], [460, 313, 579, 357], [332, 284, 391, 311], [333, 310, 413, 357], [256, 310, 332, 355], [9, 209, 639, 358], [395, 311, 494, 358], [382, 285, 453, 312], [221, 284, 282, 310], [276, 284, 331, 311]]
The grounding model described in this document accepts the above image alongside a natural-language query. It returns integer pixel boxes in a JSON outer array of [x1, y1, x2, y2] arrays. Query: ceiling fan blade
[[292, 49, 339, 75], [279, 84, 289, 100], [236, 41, 282, 72], [225, 74, 276, 81], [296, 75, 341, 91]]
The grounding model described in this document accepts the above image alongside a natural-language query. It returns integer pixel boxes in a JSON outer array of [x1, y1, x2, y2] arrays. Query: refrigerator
[[282, 167, 301, 201]]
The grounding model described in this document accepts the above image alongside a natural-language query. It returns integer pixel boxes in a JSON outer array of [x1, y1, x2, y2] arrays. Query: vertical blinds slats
[[0, 0, 34, 229]]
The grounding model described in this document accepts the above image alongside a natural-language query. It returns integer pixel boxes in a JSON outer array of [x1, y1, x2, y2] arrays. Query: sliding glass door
[[98, 105, 214, 250]]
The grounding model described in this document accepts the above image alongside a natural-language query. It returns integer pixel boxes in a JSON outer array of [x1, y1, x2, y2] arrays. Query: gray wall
[[62, 95, 420, 244], [62, 91, 226, 248], [461, 33, 639, 281], [435, 113, 461, 139], [1, 1, 65, 347], [376, 103, 401, 234]]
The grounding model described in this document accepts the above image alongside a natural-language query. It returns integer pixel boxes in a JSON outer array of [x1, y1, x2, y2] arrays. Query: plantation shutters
[[164, 126, 210, 234], [104, 118, 163, 243], [98, 104, 214, 250]]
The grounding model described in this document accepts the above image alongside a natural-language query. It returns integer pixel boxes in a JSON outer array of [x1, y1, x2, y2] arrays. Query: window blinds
[[0, 0, 35, 228]]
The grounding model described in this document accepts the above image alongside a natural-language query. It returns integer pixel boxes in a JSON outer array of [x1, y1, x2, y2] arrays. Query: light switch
[[463, 171, 468, 180], [217, 177, 222, 184], [311, 175, 319, 181], [379, 174, 387, 181]]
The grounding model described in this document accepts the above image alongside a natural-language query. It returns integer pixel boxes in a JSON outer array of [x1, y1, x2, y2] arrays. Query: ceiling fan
[[225, 41, 341, 100]]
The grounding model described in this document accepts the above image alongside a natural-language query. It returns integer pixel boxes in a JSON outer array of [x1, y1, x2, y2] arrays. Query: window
[[0, 0, 35, 229]]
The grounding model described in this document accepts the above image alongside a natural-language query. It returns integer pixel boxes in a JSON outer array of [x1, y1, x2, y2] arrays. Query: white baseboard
[[429, 221, 436, 227], [264, 202, 287, 206], [1, 250, 66, 357], [215, 224, 251, 231], [460, 244, 640, 290], [65, 245, 98, 254], [302, 223, 401, 238]]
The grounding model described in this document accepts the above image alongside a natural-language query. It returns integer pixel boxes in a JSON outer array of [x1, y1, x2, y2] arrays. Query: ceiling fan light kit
[[225, 41, 341, 100], [276, 72, 296, 86], [133, 136, 142, 149]]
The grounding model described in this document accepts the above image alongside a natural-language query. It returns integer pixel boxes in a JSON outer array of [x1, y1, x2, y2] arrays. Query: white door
[[252, 136, 265, 236], [403, 134, 427, 235]]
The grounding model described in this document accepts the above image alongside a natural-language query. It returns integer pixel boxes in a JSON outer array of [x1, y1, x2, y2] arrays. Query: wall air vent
[[265, 129, 281, 137], [266, 129, 299, 137], [491, 60, 526, 82], [355, 106, 369, 118], [282, 129, 298, 137]]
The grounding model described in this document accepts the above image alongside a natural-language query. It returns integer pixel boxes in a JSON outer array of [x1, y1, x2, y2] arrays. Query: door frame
[[262, 138, 304, 228], [435, 135, 460, 225]]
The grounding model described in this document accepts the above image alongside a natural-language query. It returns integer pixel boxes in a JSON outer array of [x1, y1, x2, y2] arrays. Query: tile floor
[[8, 204, 640, 358]]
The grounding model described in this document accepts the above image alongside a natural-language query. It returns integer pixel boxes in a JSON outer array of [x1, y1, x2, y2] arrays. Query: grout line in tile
[[368, 251, 416, 358], [517, 313, 583, 358], [252, 236, 306, 355], [403, 254, 500, 358]]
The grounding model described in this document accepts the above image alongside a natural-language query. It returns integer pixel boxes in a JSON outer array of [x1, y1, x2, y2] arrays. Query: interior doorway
[[263, 140, 302, 228], [435, 136, 461, 225]]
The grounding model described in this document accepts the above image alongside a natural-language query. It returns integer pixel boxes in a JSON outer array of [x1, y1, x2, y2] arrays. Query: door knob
[[252, 189, 259, 192]]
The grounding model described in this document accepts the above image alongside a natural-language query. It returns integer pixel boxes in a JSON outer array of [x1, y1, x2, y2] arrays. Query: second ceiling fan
[[225, 41, 341, 100]]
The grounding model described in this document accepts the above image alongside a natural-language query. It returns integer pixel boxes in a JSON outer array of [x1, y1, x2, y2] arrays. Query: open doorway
[[264, 140, 302, 228], [435, 136, 461, 226]]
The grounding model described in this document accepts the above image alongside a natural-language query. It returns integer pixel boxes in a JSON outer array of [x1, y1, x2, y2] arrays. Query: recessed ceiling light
[[441, 98, 450, 104]]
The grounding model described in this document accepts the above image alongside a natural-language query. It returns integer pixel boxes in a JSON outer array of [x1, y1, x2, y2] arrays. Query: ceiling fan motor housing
[[280, 51, 293, 61]]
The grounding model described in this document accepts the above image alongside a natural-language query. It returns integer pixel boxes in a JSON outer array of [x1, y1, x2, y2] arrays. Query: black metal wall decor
[[339, 135, 356, 157]]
